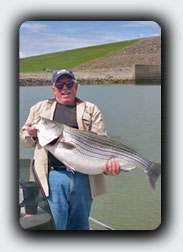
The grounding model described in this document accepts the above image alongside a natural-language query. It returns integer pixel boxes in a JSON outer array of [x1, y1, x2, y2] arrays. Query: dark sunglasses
[[55, 80, 75, 89]]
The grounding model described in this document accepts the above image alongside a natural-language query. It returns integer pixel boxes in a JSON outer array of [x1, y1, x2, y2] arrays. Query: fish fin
[[61, 160, 76, 173], [120, 166, 136, 173], [145, 162, 161, 189], [66, 167, 75, 174], [119, 162, 136, 172], [59, 141, 76, 150]]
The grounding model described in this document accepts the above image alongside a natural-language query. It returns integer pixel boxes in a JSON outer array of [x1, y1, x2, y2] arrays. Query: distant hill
[[75, 36, 161, 71], [19, 38, 140, 73]]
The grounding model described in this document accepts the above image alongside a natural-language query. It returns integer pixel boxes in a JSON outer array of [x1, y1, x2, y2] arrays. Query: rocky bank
[[19, 67, 134, 86]]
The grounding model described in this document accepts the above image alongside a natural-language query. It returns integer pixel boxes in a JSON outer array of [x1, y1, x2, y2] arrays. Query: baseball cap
[[52, 69, 76, 85]]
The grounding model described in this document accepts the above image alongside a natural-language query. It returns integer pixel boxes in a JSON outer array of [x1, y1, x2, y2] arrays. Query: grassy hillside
[[19, 39, 140, 73]]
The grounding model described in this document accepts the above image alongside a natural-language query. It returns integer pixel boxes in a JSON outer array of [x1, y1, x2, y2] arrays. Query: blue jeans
[[47, 170, 93, 230]]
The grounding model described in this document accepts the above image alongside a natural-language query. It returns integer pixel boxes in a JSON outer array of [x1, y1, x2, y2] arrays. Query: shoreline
[[19, 68, 134, 86], [19, 78, 136, 86], [19, 68, 161, 86]]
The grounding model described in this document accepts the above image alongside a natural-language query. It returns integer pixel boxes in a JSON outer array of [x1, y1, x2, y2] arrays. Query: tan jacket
[[19, 97, 107, 198]]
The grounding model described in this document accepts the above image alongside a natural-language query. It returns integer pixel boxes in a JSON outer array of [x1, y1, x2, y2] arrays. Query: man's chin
[[60, 97, 75, 105]]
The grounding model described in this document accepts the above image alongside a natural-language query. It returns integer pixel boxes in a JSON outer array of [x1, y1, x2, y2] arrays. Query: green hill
[[19, 39, 140, 73]]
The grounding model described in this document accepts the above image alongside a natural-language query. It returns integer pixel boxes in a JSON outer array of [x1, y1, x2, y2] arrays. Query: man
[[20, 69, 120, 230]]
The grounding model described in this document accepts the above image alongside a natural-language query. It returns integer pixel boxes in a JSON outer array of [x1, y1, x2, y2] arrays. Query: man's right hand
[[26, 122, 37, 137]]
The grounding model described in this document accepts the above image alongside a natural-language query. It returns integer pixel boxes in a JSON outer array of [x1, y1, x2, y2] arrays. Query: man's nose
[[62, 84, 68, 89]]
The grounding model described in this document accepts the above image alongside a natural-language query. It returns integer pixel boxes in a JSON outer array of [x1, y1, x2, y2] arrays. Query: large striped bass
[[32, 117, 161, 189]]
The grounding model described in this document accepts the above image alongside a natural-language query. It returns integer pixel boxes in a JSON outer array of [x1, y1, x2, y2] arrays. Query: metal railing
[[89, 217, 115, 230]]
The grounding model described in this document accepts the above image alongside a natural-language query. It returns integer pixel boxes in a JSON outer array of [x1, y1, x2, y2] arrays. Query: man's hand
[[26, 122, 37, 137], [104, 158, 121, 176]]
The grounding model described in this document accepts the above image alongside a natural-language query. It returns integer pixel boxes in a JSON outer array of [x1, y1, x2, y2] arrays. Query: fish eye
[[50, 122, 56, 128], [42, 118, 48, 124]]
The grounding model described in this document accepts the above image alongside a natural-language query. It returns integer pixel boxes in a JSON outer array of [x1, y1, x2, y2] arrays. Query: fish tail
[[145, 162, 161, 189]]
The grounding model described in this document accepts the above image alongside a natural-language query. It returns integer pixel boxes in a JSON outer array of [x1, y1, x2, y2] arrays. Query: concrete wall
[[133, 64, 161, 84]]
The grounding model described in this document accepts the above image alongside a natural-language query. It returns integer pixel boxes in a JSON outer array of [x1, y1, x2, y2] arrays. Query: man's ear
[[52, 86, 56, 94], [74, 83, 79, 92]]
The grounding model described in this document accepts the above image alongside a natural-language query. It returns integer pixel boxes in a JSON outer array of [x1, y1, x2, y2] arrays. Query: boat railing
[[89, 217, 115, 230]]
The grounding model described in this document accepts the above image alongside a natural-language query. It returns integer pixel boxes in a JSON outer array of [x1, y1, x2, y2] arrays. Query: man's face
[[52, 75, 78, 105]]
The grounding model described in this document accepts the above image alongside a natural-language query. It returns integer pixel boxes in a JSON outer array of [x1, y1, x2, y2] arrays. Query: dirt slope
[[75, 36, 161, 71]]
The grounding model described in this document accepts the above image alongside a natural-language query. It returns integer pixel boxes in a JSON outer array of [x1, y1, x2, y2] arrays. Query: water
[[19, 85, 161, 230]]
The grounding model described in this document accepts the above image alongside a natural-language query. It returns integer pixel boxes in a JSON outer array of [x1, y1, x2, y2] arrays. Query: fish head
[[32, 117, 64, 147]]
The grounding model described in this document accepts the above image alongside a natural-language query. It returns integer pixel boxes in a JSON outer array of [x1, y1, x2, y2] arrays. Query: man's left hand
[[104, 158, 121, 176]]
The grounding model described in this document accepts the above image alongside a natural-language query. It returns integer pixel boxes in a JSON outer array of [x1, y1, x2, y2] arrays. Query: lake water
[[19, 85, 161, 230]]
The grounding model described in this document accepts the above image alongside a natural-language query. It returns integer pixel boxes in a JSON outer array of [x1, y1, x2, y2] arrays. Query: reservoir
[[19, 85, 161, 230]]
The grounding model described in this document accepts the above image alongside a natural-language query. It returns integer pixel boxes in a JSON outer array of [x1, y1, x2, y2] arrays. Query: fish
[[32, 117, 161, 189]]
